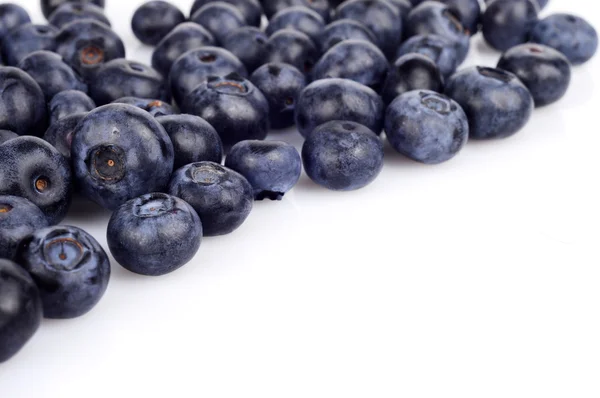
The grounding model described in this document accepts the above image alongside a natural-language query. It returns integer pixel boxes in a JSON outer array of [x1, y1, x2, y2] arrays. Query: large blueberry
[[48, 3, 110, 29], [265, 29, 319, 73], [262, 0, 330, 21], [0, 196, 49, 260], [1, 23, 57, 66], [0, 4, 31, 41], [481, 0, 539, 52], [0, 130, 18, 144], [112, 97, 175, 118], [132, 1, 185, 46], [0, 67, 47, 136], [382, 53, 443, 105], [41, 0, 105, 19], [191, 0, 263, 27], [266, 6, 325, 49], [43, 113, 86, 159], [396, 34, 460, 77], [222, 27, 269, 73], [190, 2, 247, 45], [437, 0, 480, 35], [319, 18, 377, 53], [48, 90, 96, 125]]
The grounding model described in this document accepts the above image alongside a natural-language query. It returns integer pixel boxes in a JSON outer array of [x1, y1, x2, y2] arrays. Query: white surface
[[1, 0, 599, 397]]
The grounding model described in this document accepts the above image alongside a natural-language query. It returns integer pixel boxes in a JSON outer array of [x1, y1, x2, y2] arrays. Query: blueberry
[[295, 78, 385, 137], [0, 196, 49, 260], [382, 53, 444, 105], [132, 1, 185, 46], [0, 130, 18, 144], [41, 0, 105, 19], [225, 140, 302, 200], [265, 29, 319, 73], [250, 62, 307, 129], [0, 136, 72, 224], [445, 66, 534, 139], [0, 67, 47, 136], [71, 104, 174, 210], [1, 23, 57, 66], [312, 40, 389, 93], [18, 50, 87, 102], [222, 27, 269, 73], [484, 0, 548, 10], [497, 43, 571, 107], [156, 114, 224, 169], [0, 259, 42, 363], [191, 0, 263, 27], [48, 3, 110, 29], [16, 226, 110, 319], [396, 34, 460, 77], [43, 113, 86, 159], [387, 0, 413, 18], [319, 18, 377, 52], [48, 90, 96, 125], [190, 2, 247, 45], [482, 0, 539, 52], [530, 14, 598, 65], [437, 0, 480, 35], [112, 97, 175, 118], [168, 162, 253, 236], [266, 6, 326, 49], [302, 120, 384, 191], [261, 0, 330, 21], [181, 74, 269, 147], [0, 4, 31, 41]]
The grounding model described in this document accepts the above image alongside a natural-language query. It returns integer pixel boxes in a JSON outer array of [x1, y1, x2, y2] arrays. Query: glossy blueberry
[[190, 2, 246, 45], [266, 6, 325, 48], [261, 0, 330, 21], [1, 23, 57, 66], [530, 14, 598, 65], [48, 3, 110, 29], [265, 29, 319, 73], [0, 67, 47, 136], [250, 62, 306, 129], [302, 120, 384, 191], [0, 4, 31, 41], [225, 140, 302, 200], [16, 226, 110, 319], [181, 74, 269, 147], [71, 104, 174, 210], [437, 0, 480, 35], [112, 97, 175, 118], [48, 90, 95, 125], [191, 0, 263, 27], [0, 259, 42, 363], [482, 0, 539, 52], [396, 34, 460, 77], [222, 27, 269, 73], [295, 78, 385, 137], [0, 196, 49, 260], [156, 114, 224, 169], [168, 162, 253, 236], [0, 130, 18, 144], [382, 53, 443, 105], [41, 0, 105, 19], [43, 113, 85, 159], [132, 1, 185, 46], [445, 66, 534, 139], [320, 19, 377, 52], [0, 136, 72, 224]]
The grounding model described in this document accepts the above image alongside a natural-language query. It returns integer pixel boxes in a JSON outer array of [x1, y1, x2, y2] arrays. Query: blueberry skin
[[0, 130, 18, 144], [48, 3, 110, 29], [41, 0, 105, 19], [0, 67, 47, 137], [312, 40, 389, 93], [382, 53, 443, 105], [191, 0, 263, 27], [437, 0, 480, 35], [181, 74, 270, 148], [112, 97, 175, 118], [71, 104, 174, 210], [388, 0, 412, 17], [396, 34, 460, 78], [132, 1, 185, 46], [320, 19, 377, 52], [530, 14, 598, 66], [225, 140, 302, 200], [482, 0, 539, 52], [156, 114, 224, 169], [0, 196, 49, 260], [485, 0, 548, 10], [266, 6, 326, 49], [250, 62, 307, 129], [151, 22, 216, 77], [295, 78, 385, 137], [48, 90, 96, 125], [302, 120, 384, 191], [18, 50, 87, 102], [0, 259, 42, 363], [169, 162, 253, 236], [43, 113, 86, 159], [191, 3, 247, 45], [1, 23, 57, 66], [445, 66, 534, 139], [222, 27, 269, 73], [497, 43, 571, 107], [0, 136, 72, 224], [261, 0, 330, 21], [0, 4, 31, 41], [89, 59, 168, 106], [265, 29, 319, 73]]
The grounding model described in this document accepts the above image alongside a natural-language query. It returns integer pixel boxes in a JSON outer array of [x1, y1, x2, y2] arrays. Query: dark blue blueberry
[[302, 120, 384, 191], [48, 90, 96, 125], [112, 97, 175, 118], [18, 50, 87, 102], [181, 74, 269, 147], [168, 162, 253, 236], [191, 0, 263, 27], [0, 4, 31, 41], [89, 59, 168, 105], [312, 40, 388, 93], [156, 114, 224, 169], [71, 104, 174, 210], [151, 22, 216, 77], [16, 226, 110, 319], [261, 0, 330, 21], [485, 0, 548, 10], [0, 130, 18, 144], [482, 0, 539, 52], [222, 27, 269, 73], [0, 136, 72, 224], [382, 53, 443, 105], [225, 140, 302, 200], [265, 29, 319, 73], [132, 1, 185, 46], [0, 259, 42, 363], [41, 0, 105, 19], [295, 78, 385, 137], [43, 113, 86, 159], [0, 67, 47, 136], [1, 23, 57, 66], [190, 2, 247, 45], [497, 43, 571, 107], [445, 66, 534, 139], [250, 62, 306, 129], [396, 34, 460, 77], [0, 196, 49, 260], [266, 6, 326, 49], [388, 0, 412, 18], [530, 14, 598, 65], [48, 3, 110, 29], [319, 18, 377, 53], [384, 90, 468, 164], [437, 0, 480, 35]]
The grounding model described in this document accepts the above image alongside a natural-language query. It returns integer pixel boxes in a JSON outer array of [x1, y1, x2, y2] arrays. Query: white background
[[1, 0, 599, 397]]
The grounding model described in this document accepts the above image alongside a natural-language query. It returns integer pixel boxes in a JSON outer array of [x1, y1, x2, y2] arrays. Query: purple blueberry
[[132, 1, 185, 46], [396, 34, 460, 77], [48, 90, 96, 125], [319, 18, 377, 53], [112, 97, 175, 118], [382, 53, 443, 105], [261, 0, 330, 21], [266, 6, 326, 48], [0, 196, 49, 260], [48, 3, 110, 29], [191, 0, 263, 27], [265, 29, 319, 73], [0, 4, 31, 40], [190, 2, 247, 45], [41, 0, 105, 19], [481, 0, 539, 52], [43, 113, 86, 159], [222, 27, 269, 73], [1, 23, 57, 66], [0, 67, 47, 136]]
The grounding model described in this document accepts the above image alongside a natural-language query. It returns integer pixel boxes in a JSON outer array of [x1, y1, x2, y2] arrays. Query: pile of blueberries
[[0, 0, 597, 363]]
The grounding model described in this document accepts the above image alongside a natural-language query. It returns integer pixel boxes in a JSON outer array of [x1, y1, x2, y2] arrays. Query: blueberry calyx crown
[[87, 144, 126, 183], [477, 66, 513, 83], [42, 229, 91, 272], [420, 92, 454, 115], [188, 163, 226, 186], [208, 74, 249, 95], [80, 45, 105, 66], [34, 177, 50, 193], [132, 193, 175, 218], [0, 204, 13, 213]]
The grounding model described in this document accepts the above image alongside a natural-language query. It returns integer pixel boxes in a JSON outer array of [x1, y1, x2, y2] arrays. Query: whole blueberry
[[0, 130, 18, 144], [302, 120, 384, 191], [107, 193, 202, 276], [530, 14, 598, 65], [1, 23, 57, 66], [0, 4, 31, 41], [485, 0, 548, 10], [191, 0, 263, 27], [112, 97, 175, 118], [382, 53, 443, 105], [0, 259, 42, 363], [265, 29, 319, 74], [320, 18, 377, 52], [0, 67, 47, 136], [43, 113, 86, 159], [497, 43, 571, 107], [262, 0, 330, 21], [156, 114, 224, 169], [482, 0, 539, 52], [438, 0, 480, 35], [16, 226, 110, 319], [132, 1, 185, 46], [48, 90, 96, 125], [222, 27, 269, 73], [225, 140, 302, 200], [295, 78, 385, 137], [0, 196, 49, 260], [266, 6, 326, 48], [41, 0, 105, 19], [190, 2, 247, 45], [48, 3, 110, 29], [396, 34, 460, 77], [168, 162, 253, 236], [445, 66, 534, 139], [71, 104, 174, 210], [250, 62, 307, 129], [0, 136, 72, 224]]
